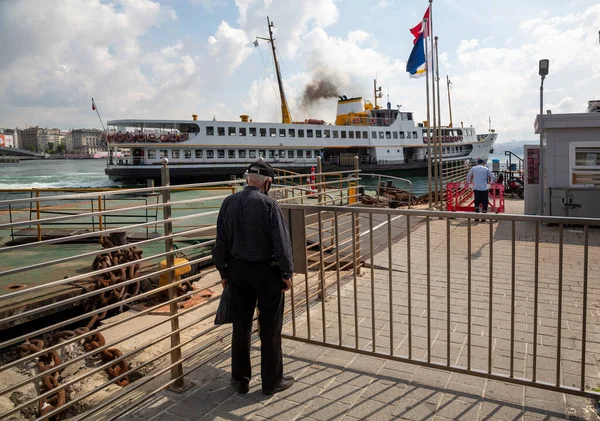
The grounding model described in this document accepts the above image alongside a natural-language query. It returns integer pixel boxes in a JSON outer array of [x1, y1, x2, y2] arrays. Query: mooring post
[[160, 158, 190, 392]]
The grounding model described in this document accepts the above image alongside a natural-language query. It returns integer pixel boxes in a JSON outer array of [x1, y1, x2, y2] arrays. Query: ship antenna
[[256, 17, 292, 124]]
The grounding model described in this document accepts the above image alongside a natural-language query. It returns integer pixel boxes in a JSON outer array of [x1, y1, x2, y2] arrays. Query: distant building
[[0, 128, 17, 148], [72, 128, 104, 155], [18, 127, 60, 152], [62, 131, 73, 153]]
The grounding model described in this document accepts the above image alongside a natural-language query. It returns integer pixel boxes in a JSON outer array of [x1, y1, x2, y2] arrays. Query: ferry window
[[259, 149, 265, 158], [412, 131, 418, 138], [407, 113, 413, 120], [270, 128, 276, 137], [217, 149, 225, 158], [260, 128, 267, 137], [362, 131, 368, 138], [147, 150, 156, 159], [250, 128, 257, 137], [306, 150, 313, 158], [217, 127, 225, 136], [288, 129, 295, 137], [298, 129, 304, 138], [297, 150, 304, 158], [386, 131, 391, 139], [341, 131, 347, 139], [184, 150, 192, 159], [287, 150, 294, 158], [238, 150, 246, 158], [172, 150, 180, 159], [207, 126, 214, 136], [407, 132, 412, 139], [333, 131, 339, 138], [279, 129, 286, 137], [393, 132, 398, 139], [207, 150, 214, 159], [228, 150, 235, 158], [279, 150, 285, 158], [239, 128, 247, 136], [249, 150, 257, 159], [195, 150, 203, 158], [307, 129, 313, 137], [160, 150, 168, 158], [228, 127, 236, 136], [400, 132, 405, 139], [372, 131, 377, 138], [316, 130, 322, 138], [315, 150, 320, 157], [352, 131, 358, 139], [356, 131, 361, 139], [268, 150, 275, 159], [379, 132, 384, 139], [324, 130, 330, 138], [457, 129, 463, 136]]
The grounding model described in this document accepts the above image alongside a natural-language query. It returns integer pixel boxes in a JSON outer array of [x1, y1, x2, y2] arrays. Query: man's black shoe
[[231, 378, 249, 394], [263, 376, 295, 395]]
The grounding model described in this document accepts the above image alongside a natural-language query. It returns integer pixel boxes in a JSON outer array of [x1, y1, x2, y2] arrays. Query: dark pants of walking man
[[473, 190, 489, 213], [228, 257, 284, 392]]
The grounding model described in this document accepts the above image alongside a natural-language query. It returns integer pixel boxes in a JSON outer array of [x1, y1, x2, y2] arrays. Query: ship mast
[[446, 75, 453, 128], [266, 17, 292, 124], [373, 78, 383, 110]]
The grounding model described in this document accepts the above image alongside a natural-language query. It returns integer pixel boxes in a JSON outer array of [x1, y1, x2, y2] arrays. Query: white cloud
[[456, 39, 480, 54]]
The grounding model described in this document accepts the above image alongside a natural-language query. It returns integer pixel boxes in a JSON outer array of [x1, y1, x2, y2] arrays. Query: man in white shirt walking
[[466, 158, 495, 219]]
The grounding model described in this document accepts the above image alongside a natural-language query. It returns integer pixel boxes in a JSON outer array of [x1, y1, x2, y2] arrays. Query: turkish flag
[[410, 6, 430, 44]]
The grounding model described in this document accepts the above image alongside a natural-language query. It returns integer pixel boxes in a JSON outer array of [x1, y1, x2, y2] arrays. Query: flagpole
[[92, 98, 106, 132], [429, 0, 439, 207], [435, 36, 444, 207], [424, 19, 432, 208]]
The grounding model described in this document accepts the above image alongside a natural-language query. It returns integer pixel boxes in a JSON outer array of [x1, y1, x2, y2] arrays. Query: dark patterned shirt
[[212, 186, 294, 279]]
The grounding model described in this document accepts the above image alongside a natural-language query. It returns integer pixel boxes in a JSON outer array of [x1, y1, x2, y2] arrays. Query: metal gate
[[281, 203, 600, 399]]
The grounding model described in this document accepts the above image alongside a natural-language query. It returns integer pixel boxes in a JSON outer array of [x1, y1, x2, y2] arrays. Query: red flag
[[410, 6, 430, 44], [92, 98, 96, 111]]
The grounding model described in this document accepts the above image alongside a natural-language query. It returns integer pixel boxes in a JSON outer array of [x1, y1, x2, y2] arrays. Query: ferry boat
[[105, 18, 496, 184]]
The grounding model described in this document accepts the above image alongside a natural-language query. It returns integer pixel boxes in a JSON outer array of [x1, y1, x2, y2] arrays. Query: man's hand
[[221, 279, 228, 289], [282, 278, 292, 292]]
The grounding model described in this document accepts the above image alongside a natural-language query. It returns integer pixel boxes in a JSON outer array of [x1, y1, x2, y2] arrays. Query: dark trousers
[[228, 258, 284, 392], [474, 189, 489, 213]]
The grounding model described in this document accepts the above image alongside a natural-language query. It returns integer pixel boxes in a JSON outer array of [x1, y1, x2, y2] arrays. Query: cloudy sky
[[0, 0, 598, 143]]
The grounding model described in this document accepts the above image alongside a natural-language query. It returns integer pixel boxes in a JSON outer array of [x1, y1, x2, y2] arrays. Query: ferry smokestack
[[240, 114, 249, 122], [192, 114, 198, 121]]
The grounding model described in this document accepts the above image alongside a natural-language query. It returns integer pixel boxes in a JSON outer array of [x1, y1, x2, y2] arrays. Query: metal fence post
[[35, 190, 42, 242], [354, 156, 362, 275], [317, 157, 323, 205], [160, 158, 189, 392]]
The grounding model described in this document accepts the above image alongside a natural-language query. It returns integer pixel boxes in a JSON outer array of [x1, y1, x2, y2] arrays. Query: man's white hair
[[247, 172, 271, 185]]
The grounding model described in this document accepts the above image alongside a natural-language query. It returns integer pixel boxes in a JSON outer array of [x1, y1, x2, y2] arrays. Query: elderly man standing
[[212, 161, 295, 395], [466, 158, 495, 220]]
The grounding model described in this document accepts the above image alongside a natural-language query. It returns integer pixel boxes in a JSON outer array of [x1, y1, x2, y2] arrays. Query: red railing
[[445, 182, 505, 213]]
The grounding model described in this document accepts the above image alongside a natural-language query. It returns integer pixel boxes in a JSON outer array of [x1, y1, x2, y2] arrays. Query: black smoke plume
[[302, 79, 339, 106]]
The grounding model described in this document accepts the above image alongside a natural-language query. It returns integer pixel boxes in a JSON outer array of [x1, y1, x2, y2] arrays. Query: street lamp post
[[538, 59, 549, 215]]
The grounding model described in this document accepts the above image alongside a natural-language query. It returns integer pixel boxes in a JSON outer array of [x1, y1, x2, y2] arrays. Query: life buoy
[[353, 117, 360, 124], [148, 133, 156, 142], [459, 136, 463, 141], [158, 134, 166, 142], [370, 118, 376, 125], [180, 133, 187, 141], [384, 119, 390, 125], [116, 134, 124, 143]]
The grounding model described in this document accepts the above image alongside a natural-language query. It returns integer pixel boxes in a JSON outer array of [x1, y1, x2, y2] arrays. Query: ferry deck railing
[[1, 158, 598, 420]]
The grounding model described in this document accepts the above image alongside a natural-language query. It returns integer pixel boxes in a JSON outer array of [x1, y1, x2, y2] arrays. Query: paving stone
[[165, 392, 221, 420], [360, 380, 406, 405], [345, 399, 394, 421], [254, 398, 307, 421], [318, 381, 363, 405], [392, 398, 437, 420], [149, 412, 192, 421], [483, 380, 524, 404], [204, 395, 263, 420], [301, 396, 351, 421], [435, 395, 481, 420]]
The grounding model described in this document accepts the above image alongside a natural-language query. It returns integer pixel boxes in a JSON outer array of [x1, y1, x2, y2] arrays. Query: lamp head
[[539, 59, 549, 77]]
